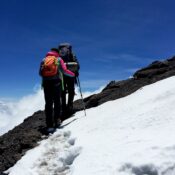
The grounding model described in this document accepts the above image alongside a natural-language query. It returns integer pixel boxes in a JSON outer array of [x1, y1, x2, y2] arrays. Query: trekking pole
[[76, 77, 86, 116]]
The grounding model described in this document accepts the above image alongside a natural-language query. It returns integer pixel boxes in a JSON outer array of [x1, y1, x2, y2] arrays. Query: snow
[[5, 76, 175, 175]]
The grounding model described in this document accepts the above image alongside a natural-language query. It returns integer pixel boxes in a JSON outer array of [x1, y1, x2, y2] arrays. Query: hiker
[[39, 48, 75, 133], [58, 43, 80, 117]]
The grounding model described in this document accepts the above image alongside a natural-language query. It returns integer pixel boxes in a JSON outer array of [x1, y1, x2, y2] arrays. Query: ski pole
[[76, 77, 86, 116]]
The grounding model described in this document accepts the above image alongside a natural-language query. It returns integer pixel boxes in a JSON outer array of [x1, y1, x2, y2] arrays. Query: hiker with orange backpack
[[39, 48, 75, 133]]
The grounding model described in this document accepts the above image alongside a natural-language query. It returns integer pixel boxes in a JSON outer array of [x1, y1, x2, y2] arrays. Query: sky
[[1, 0, 175, 98], [6, 76, 175, 175]]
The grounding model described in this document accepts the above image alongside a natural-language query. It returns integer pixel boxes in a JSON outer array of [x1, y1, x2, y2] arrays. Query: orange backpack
[[41, 56, 59, 77]]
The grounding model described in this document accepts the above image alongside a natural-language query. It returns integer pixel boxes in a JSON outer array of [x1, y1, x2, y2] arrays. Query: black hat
[[51, 48, 59, 53], [58, 43, 72, 50]]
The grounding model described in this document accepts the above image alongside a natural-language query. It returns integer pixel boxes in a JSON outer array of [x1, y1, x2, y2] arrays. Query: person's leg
[[67, 77, 75, 113], [43, 82, 54, 128], [61, 76, 67, 117], [53, 81, 62, 127]]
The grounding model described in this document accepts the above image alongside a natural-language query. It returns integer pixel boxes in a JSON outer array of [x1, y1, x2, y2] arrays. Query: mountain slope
[[74, 57, 175, 111], [1, 56, 175, 173], [6, 76, 175, 175]]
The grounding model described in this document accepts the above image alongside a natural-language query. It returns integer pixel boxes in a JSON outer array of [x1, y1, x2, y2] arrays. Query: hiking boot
[[54, 119, 62, 128], [46, 127, 56, 134]]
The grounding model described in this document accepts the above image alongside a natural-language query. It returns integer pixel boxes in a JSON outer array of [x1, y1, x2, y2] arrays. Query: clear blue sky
[[1, 0, 175, 99]]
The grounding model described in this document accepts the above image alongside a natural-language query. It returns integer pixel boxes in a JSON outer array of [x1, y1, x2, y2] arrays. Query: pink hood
[[46, 51, 59, 57]]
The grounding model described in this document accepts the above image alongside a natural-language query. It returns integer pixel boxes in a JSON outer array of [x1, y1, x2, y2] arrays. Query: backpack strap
[[57, 57, 64, 91], [59, 70, 64, 91]]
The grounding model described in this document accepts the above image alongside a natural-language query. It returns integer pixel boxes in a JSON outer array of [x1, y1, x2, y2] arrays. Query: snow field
[[6, 76, 175, 175], [64, 76, 175, 175]]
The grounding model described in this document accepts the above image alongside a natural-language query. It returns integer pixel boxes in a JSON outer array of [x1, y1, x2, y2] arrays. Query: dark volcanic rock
[[1, 56, 175, 173], [0, 111, 45, 173]]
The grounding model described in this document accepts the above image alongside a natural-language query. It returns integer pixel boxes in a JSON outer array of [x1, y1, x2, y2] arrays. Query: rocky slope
[[74, 58, 175, 111], [1, 56, 175, 173]]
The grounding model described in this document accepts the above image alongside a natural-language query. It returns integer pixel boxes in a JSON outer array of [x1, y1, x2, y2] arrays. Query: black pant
[[43, 79, 61, 128], [61, 76, 75, 115]]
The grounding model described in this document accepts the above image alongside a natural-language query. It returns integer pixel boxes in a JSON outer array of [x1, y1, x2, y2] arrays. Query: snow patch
[[33, 131, 81, 175], [7, 130, 82, 175], [119, 163, 158, 175]]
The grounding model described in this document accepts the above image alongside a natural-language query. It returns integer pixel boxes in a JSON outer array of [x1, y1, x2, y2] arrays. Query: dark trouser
[[61, 76, 75, 116], [43, 79, 61, 128]]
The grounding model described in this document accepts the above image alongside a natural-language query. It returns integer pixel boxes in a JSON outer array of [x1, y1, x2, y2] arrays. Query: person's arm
[[59, 57, 75, 77]]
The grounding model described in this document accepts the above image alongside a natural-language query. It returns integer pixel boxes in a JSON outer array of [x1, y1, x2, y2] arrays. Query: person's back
[[58, 43, 79, 66], [58, 43, 80, 117]]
